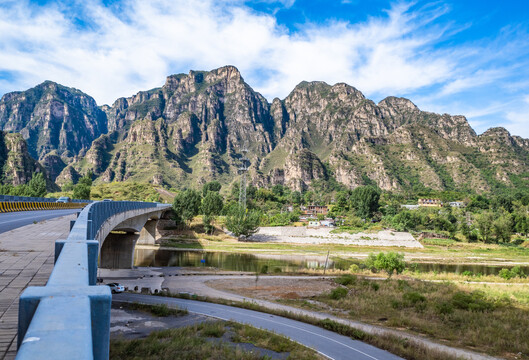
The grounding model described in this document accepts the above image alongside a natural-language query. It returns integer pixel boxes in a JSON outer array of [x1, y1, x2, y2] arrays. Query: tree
[[202, 181, 221, 197], [290, 191, 301, 205], [73, 184, 91, 200], [365, 252, 406, 277], [72, 172, 93, 200], [172, 189, 202, 227], [27, 172, 47, 197], [350, 186, 380, 219], [492, 212, 513, 243], [226, 205, 261, 240], [201, 191, 224, 234], [475, 211, 495, 243]]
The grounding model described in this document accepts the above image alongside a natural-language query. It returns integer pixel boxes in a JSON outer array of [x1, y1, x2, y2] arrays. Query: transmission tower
[[238, 143, 250, 210]]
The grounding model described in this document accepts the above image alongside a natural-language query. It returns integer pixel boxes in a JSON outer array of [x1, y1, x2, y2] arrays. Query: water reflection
[[134, 249, 328, 272], [135, 249, 529, 275]]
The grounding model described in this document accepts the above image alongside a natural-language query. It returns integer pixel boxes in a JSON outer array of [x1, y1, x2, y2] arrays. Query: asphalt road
[[114, 293, 403, 360], [0, 209, 80, 234]]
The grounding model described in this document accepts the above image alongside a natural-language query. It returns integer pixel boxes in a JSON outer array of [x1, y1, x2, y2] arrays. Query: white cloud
[[0, 0, 459, 105], [0, 0, 528, 140]]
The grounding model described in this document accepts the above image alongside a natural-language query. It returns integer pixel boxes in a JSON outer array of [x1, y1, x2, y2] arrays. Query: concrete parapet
[[16, 201, 171, 360]]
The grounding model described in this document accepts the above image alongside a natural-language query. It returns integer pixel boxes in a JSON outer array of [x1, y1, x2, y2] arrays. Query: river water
[[134, 248, 529, 275]]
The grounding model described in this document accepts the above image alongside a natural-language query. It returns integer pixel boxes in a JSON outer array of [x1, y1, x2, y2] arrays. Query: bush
[[329, 287, 348, 300], [403, 291, 426, 305], [370, 282, 380, 292], [510, 265, 526, 278], [435, 301, 454, 315], [365, 252, 406, 277], [499, 268, 513, 280], [260, 265, 269, 274], [349, 264, 360, 273], [451, 291, 495, 312], [335, 275, 356, 286], [499, 266, 526, 280]]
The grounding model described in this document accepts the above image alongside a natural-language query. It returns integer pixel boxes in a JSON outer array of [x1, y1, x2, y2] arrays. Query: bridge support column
[[99, 232, 139, 269], [137, 219, 159, 246]]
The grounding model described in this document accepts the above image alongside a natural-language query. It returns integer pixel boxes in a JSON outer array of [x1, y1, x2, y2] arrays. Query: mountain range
[[1, 65, 528, 194]]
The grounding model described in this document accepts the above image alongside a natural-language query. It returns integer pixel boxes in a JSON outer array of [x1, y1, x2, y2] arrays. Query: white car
[[106, 283, 125, 294], [56, 196, 71, 203]]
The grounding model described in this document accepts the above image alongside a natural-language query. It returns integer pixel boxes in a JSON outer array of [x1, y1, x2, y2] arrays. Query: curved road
[[0, 209, 80, 234], [114, 293, 402, 360]]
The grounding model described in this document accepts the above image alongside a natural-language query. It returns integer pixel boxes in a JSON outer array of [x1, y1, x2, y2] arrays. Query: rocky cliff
[[0, 81, 108, 179], [1, 66, 528, 194], [0, 131, 56, 189]]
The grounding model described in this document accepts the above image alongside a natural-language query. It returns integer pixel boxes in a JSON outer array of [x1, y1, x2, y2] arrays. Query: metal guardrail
[[16, 200, 172, 360], [0, 201, 88, 213], [0, 194, 91, 203]]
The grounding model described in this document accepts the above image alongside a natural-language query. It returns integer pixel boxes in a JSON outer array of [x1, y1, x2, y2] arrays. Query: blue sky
[[0, 0, 528, 137]]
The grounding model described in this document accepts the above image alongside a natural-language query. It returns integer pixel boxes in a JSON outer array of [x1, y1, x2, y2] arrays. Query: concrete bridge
[[16, 201, 172, 360]]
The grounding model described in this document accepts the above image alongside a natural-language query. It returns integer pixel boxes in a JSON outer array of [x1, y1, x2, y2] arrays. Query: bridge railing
[[0, 194, 91, 203], [16, 200, 171, 360]]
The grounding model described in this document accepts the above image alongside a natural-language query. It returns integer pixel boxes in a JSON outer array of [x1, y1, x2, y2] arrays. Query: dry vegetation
[[110, 320, 322, 360]]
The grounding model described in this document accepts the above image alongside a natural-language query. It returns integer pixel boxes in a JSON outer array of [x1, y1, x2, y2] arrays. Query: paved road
[[114, 293, 402, 360], [0, 214, 74, 360], [0, 209, 79, 234]]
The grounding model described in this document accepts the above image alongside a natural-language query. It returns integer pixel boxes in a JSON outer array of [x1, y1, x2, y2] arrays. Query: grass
[[125, 302, 188, 317], [297, 277, 529, 359], [110, 320, 322, 360]]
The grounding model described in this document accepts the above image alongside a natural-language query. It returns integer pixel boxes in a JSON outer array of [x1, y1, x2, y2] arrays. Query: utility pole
[[238, 143, 249, 210]]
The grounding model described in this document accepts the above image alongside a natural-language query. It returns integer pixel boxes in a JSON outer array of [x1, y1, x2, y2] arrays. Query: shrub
[[330, 287, 348, 300], [349, 264, 360, 273], [370, 283, 380, 292], [435, 301, 454, 315], [403, 291, 426, 305], [335, 274, 356, 286], [451, 291, 495, 312], [499, 268, 513, 280], [510, 265, 526, 278], [365, 252, 406, 277], [461, 270, 473, 277], [499, 266, 526, 280]]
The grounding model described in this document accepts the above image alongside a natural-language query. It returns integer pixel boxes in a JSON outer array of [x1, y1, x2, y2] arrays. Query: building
[[306, 205, 328, 216], [401, 204, 420, 210], [418, 199, 442, 207], [448, 201, 465, 208], [320, 219, 335, 227]]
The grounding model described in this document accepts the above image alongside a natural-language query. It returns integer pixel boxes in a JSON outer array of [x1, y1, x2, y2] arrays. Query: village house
[[418, 198, 442, 207], [305, 205, 328, 216]]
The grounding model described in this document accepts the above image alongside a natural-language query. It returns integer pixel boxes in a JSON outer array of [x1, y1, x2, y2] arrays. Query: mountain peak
[[378, 96, 419, 112]]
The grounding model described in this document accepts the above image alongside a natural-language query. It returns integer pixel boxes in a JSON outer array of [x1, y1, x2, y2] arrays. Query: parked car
[[56, 196, 71, 203], [106, 283, 125, 294]]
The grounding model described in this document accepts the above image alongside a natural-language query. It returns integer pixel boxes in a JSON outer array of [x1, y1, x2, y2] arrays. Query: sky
[[0, 0, 528, 137]]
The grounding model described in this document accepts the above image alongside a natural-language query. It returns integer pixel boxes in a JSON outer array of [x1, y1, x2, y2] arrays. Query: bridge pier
[[99, 232, 139, 269], [137, 219, 159, 246]]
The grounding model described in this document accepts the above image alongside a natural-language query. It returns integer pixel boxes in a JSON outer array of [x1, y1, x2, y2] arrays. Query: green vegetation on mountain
[[0, 65, 528, 200]]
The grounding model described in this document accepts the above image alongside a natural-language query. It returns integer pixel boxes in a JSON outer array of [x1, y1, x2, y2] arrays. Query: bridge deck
[[0, 214, 74, 360]]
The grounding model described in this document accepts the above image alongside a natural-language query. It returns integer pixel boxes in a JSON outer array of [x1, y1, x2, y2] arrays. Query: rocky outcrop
[[0, 132, 56, 189], [0, 81, 108, 171], [2, 66, 529, 193]]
